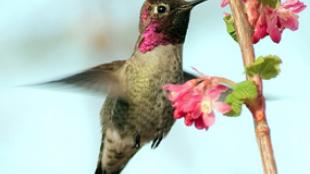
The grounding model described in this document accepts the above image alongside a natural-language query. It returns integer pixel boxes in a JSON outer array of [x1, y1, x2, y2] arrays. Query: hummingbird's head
[[138, 0, 207, 53]]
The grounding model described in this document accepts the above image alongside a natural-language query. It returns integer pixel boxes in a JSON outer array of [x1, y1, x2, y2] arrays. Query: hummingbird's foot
[[151, 135, 163, 149], [133, 133, 141, 149]]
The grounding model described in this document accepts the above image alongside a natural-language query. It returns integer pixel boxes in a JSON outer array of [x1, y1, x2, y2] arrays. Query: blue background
[[0, 0, 309, 173]]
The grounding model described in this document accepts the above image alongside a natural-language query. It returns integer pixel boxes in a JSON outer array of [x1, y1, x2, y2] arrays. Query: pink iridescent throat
[[138, 22, 171, 53]]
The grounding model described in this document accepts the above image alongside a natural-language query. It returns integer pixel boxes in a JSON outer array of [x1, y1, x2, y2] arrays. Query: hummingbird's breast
[[120, 44, 184, 139]]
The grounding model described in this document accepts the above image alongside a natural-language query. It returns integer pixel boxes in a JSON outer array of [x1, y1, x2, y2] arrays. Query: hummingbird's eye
[[157, 5, 167, 14], [153, 4, 169, 15]]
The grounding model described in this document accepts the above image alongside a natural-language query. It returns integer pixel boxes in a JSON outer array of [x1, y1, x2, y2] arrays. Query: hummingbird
[[44, 0, 207, 173]]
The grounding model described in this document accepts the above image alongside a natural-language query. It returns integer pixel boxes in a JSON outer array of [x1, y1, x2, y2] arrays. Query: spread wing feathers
[[29, 60, 196, 96], [36, 60, 126, 96]]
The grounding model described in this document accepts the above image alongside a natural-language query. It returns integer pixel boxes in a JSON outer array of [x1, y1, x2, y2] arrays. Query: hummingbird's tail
[[95, 129, 139, 174]]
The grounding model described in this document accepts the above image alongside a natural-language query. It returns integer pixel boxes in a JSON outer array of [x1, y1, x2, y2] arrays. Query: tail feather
[[95, 129, 139, 174]]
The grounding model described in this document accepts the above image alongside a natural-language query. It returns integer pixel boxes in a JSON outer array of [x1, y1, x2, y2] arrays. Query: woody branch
[[229, 0, 277, 173]]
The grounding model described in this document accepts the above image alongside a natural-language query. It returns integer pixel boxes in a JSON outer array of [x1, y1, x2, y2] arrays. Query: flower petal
[[281, 15, 299, 30], [163, 79, 198, 102], [244, 0, 260, 26], [277, 9, 299, 30], [173, 109, 184, 119], [206, 85, 228, 101], [266, 12, 282, 43], [194, 112, 215, 130], [194, 117, 206, 130], [184, 114, 194, 126], [221, 0, 229, 7], [252, 15, 268, 43], [282, 0, 307, 13], [214, 102, 232, 114], [202, 112, 216, 128]]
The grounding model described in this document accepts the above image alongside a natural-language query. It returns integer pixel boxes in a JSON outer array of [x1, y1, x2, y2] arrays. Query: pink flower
[[254, 0, 306, 43], [221, 0, 306, 43], [163, 78, 231, 130]]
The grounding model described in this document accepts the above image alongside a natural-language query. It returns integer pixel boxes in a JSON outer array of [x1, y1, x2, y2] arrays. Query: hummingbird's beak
[[187, 0, 208, 7], [180, 0, 207, 10]]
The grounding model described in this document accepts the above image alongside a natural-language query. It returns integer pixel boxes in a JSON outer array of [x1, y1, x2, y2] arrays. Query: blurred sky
[[0, 0, 309, 174]]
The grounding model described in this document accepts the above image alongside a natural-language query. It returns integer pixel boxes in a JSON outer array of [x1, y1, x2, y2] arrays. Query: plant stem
[[228, 0, 277, 173]]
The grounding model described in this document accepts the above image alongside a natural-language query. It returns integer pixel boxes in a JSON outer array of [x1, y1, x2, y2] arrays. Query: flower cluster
[[163, 77, 231, 130], [221, 0, 306, 43]]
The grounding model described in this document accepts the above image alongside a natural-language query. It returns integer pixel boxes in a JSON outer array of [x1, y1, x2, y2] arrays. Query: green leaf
[[233, 81, 258, 100], [225, 94, 243, 116], [246, 55, 282, 80], [223, 15, 238, 42], [260, 0, 281, 8], [224, 81, 258, 117]]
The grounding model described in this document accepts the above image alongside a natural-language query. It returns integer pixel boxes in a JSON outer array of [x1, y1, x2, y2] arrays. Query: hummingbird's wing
[[29, 59, 196, 96], [35, 60, 126, 96]]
